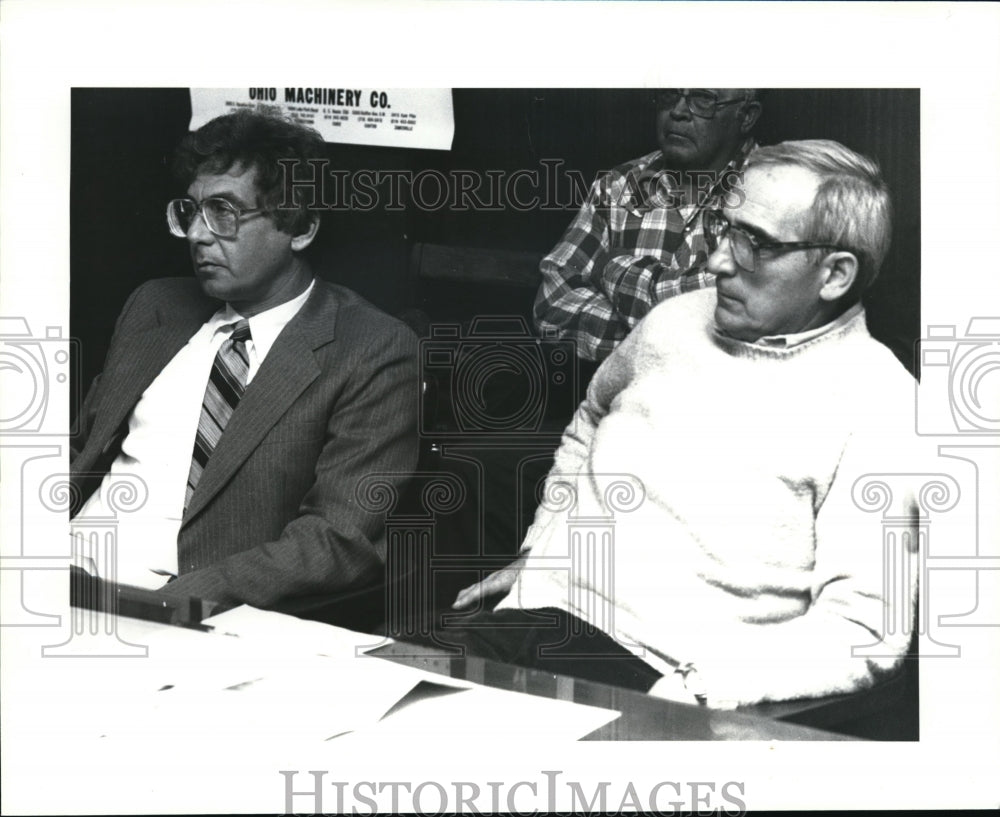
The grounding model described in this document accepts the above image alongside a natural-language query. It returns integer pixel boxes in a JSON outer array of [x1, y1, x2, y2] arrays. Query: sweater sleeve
[[519, 319, 644, 554], [690, 420, 923, 708]]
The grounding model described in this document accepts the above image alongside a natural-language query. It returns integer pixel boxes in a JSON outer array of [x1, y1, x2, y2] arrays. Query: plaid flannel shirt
[[534, 138, 757, 362]]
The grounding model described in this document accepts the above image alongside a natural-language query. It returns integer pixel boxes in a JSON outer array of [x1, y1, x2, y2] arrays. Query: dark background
[[67, 88, 922, 741], [71, 88, 920, 388]]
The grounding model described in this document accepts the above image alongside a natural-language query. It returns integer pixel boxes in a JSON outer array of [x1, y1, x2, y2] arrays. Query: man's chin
[[194, 276, 230, 302], [714, 308, 752, 342], [659, 143, 695, 163], [658, 141, 703, 170]]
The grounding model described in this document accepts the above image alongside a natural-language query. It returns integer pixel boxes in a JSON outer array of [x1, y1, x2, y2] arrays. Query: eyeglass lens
[[167, 199, 239, 238], [704, 212, 755, 270], [657, 90, 719, 116]]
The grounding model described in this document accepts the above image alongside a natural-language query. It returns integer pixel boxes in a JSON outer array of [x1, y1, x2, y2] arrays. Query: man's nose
[[706, 235, 737, 277], [185, 211, 214, 244], [669, 92, 693, 120]]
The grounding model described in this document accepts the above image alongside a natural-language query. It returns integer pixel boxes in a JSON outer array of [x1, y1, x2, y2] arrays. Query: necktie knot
[[229, 319, 252, 344]]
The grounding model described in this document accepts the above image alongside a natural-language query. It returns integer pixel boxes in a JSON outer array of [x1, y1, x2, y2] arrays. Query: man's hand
[[451, 554, 527, 610]]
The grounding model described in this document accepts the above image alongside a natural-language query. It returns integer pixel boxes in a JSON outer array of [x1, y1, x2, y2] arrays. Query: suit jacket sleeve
[[70, 285, 144, 464], [161, 319, 420, 610]]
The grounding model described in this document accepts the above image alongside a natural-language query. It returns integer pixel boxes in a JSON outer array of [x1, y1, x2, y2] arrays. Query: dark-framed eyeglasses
[[653, 89, 744, 119], [703, 209, 846, 273], [166, 197, 268, 239]]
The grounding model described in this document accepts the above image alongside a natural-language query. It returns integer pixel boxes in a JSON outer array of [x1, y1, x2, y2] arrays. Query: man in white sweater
[[442, 140, 921, 709]]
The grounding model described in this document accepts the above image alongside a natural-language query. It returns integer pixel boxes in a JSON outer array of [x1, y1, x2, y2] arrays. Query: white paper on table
[[51, 609, 468, 746], [338, 679, 621, 743], [204, 604, 391, 658], [47, 606, 515, 750]]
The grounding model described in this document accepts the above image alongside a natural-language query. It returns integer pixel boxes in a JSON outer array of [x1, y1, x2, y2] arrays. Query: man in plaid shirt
[[535, 89, 763, 362]]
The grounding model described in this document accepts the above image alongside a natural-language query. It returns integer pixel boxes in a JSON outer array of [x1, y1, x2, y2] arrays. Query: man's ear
[[290, 214, 320, 252], [739, 101, 763, 134], [818, 251, 859, 302]]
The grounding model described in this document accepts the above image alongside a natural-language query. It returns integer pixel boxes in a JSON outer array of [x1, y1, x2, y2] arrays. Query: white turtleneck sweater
[[496, 287, 922, 708]]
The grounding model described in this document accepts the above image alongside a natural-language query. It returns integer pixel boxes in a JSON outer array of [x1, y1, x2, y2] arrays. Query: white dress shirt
[[74, 281, 314, 588], [755, 302, 864, 349]]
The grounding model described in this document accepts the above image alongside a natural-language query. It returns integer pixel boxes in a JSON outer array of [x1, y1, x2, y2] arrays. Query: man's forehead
[[730, 164, 819, 233], [187, 162, 258, 202]]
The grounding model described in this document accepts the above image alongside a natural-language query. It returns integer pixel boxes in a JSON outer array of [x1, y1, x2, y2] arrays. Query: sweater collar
[[712, 302, 868, 359]]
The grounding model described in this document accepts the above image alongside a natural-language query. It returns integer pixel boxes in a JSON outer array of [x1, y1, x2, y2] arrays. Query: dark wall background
[[71, 88, 919, 388]]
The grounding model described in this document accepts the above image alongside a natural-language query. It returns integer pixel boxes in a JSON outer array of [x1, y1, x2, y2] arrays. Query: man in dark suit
[[70, 111, 418, 612]]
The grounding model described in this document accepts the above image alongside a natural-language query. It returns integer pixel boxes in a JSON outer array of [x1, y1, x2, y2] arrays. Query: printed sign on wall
[[190, 88, 454, 150]]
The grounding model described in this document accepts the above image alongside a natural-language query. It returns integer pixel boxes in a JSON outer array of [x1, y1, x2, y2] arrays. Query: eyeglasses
[[166, 197, 267, 239], [703, 209, 846, 273], [653, 89, 745, 119]]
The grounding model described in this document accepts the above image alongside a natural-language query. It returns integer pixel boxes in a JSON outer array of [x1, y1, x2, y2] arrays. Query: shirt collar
[[636, 136, 758, 204], [210, 278, 315, 359], [754, 302, 865, 349]]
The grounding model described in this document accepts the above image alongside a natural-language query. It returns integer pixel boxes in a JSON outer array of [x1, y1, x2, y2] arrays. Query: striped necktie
[[185, 319, 252, 512]]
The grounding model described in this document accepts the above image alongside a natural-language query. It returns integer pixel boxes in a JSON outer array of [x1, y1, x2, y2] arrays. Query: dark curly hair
[[172, 109, 327, 235]]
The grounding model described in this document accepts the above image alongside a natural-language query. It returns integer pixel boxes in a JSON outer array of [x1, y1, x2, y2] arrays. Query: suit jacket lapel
[[87, 296, 215, 452], [182, 282, 340, 525]]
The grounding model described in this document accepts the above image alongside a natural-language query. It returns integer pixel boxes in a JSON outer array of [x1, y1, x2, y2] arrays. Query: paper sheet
[[203, 603, 391, 657], [38, 606, 617, 753], [44, 609, 423, 746], [338, 679, 621, 744]]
